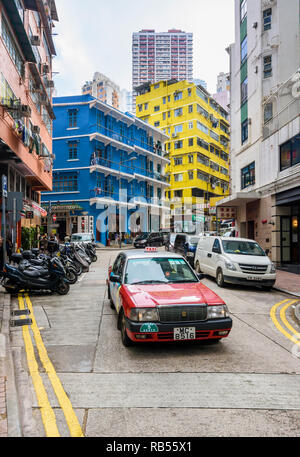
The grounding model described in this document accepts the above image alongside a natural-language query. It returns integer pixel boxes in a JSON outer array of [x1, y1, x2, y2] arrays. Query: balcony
[[89, 156, 135, 180]]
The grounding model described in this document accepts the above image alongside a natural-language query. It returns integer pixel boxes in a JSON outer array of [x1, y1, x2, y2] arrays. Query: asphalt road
[[10, 249, 300, 437]]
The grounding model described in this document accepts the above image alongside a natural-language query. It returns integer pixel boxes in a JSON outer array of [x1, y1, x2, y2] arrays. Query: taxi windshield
[[222, 240, 266, 256], [124, 257, 198, 285]]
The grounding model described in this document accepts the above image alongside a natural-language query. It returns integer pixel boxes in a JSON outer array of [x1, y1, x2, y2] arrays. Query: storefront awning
[[216, 191, 260, 208], [42, 203, 83, 211]]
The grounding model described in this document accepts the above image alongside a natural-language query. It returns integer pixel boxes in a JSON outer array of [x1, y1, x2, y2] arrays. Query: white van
[[194, 236, 276, 289]]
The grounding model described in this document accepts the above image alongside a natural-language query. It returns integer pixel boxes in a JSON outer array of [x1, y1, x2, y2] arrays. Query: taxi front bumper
[[125, 317, 233, 342]]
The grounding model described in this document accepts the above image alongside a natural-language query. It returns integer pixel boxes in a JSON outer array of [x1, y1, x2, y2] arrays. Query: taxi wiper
[[131, 280, 168, 285], [168, 279, 197, 283]]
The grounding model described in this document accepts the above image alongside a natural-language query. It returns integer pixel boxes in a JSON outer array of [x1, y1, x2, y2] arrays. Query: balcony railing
[[93, 123, 165, 157], [90, 188, 165, 206]]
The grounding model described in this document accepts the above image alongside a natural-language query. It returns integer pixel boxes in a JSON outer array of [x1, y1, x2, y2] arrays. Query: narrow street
[[10, 249, 300, 437]]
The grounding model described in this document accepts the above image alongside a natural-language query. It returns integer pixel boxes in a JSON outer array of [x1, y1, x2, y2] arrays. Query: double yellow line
[[270, 298, 300, 346], [18, 294, 84, 437]]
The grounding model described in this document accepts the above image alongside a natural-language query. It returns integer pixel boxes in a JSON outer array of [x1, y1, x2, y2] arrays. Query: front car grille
[[239, 264, 268, 275], [158, 304, 207, 323]]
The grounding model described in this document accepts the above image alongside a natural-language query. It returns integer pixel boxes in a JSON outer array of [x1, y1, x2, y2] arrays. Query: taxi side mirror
[[110, 273, 122, 283]]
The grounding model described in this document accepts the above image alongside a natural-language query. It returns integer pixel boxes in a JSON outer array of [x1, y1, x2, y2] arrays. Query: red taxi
[[107, 248, 232, 347]]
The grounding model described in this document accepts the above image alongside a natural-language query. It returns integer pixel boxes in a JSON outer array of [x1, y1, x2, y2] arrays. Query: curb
[[273, 286, 300, 299], [294, 304, 300, 326]]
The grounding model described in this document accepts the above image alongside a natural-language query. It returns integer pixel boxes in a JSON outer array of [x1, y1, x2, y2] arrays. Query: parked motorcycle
[[1, 257, 70, 295]]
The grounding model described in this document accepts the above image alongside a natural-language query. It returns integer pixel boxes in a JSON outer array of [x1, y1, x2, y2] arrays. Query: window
[[138, 104, 142, 112], [197, 137, 209, 150], [263, 8, 272, 31], [163, 112, 166, 120], [174, 173, 183, 182], [241, 36, 247, 63], [68, 109, 78, 128], [197, 153, 209, 167], [174, 91, 183, 101], [263, 55, 272, 78], [174, 157, 183, 166], [53, 173, 78, 192], [174, 124, 183, 134], [280, 135, 300, 171], [163, 97, 166, 104], [68, 142, 78, 160], [174, 107, 183, 117], [188, 104, 193, 113], [154, 83, 160, 89], [144, 103, 149, 110], [188, 171, 194, 180], [188, 154, 194, 163], [196, 87, 208, 103], [210, 130, 219, 142], [188, 138, 194, 147], [197, 104, 209, 119], [240, 0, 247, 22], [188, 88, 192, 96], [241, 162, 255, 189], [174, 140, 183, 149], [154, 105, 160, 112], [264, 103, 273, 123], [174, 190, 183, 198], [188, 121, 193, 129], [241, 119, 248, 144], [197, 171, 209, 182], [1, 17, 24, 76], [241, 77, 248, 105], [210, 161, 219, 172], [197, 121, 209, 135], [154, 121, 160, 127]]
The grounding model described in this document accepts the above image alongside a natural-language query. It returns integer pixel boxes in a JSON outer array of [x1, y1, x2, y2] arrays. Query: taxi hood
[[123, 282, 224, 307]]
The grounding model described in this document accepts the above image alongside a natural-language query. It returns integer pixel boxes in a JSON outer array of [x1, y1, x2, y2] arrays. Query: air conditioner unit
[[50, 153, 56, 160], [20, 105, 32, 117], [30, 36, 41, 46], [33, 125, 40, 134]]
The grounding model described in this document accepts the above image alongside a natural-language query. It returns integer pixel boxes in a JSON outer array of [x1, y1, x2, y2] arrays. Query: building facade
[[82, 72, 121, 109], [213, 71, 231, 112], [217, 0, 300, 268], [132, 29, 193, 111], [41, 94, 170, 245], [136, 80, 230, 232], [0, 0, 58, 249]]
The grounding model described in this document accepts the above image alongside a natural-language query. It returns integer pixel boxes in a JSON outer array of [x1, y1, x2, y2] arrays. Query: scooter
[[1, 257, 70, 295]]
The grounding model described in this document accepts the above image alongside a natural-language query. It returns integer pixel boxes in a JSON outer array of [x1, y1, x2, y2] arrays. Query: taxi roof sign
[[145, 247, 157, 252]]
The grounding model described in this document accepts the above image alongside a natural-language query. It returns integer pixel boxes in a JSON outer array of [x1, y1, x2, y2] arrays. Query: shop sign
[[217, 206, 237, 219]]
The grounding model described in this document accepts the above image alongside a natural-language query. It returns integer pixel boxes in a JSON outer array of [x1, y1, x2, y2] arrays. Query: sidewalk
[[274, 269, 300, 297], [0, 289, 21, 438]]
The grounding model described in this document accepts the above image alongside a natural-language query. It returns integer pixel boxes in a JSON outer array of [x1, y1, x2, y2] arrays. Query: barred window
[[53, 173, 78, 192]]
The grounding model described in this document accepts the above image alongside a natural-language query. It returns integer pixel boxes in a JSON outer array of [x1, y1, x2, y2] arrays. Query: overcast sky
[[52, 0, 235, 97]]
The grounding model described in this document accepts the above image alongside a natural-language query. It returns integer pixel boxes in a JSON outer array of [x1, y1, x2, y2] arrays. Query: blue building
[[41, 94, 170, 245]]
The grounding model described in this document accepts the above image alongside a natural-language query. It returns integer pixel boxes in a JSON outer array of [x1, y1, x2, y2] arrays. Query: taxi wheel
[[120, 310, 133, 347]]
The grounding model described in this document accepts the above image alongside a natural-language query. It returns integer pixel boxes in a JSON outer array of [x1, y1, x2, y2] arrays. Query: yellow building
[[136, 80, 230, 231]]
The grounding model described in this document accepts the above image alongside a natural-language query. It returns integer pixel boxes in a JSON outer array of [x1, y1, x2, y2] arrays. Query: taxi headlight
[[130, 308, 159, 322], [270, 263, 276, 274], [207, 305, 229, 319]]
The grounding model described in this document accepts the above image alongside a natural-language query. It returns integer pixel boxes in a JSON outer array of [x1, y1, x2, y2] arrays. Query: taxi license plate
[[247, 276, 262, 281], [174, 327, 196, 340]]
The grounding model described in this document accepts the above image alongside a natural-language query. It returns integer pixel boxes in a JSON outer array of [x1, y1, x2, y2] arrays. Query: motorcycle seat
[[20, 269, 42, 278]]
